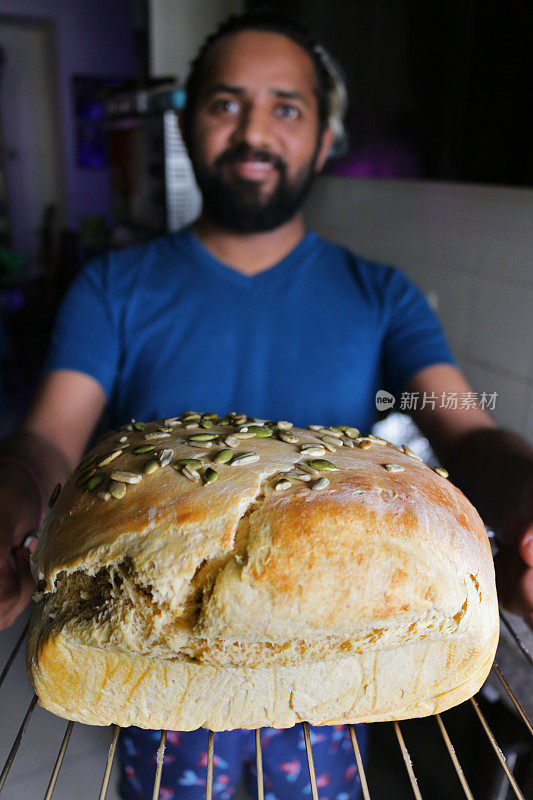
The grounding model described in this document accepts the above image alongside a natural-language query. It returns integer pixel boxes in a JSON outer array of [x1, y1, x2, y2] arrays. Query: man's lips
[[226, 159, 278, 180]]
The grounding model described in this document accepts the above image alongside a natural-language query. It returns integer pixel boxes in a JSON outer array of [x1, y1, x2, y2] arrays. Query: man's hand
[[0, 466, 41, 630], [494, 477, 533, 628], [0, 369, 106, 629], [0, 536, 34, 629], [406, 364, 533, 626]]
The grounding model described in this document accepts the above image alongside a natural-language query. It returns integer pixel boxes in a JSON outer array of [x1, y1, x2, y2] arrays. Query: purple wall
[[0, 0, 136, 229]]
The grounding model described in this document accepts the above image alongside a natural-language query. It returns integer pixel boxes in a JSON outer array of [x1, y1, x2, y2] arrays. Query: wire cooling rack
[[0, 611, 532, 800]]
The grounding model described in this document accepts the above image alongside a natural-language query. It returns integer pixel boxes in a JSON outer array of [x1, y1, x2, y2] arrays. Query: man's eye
[[211, 98, 239, 114], [276, 104, 300, 119]]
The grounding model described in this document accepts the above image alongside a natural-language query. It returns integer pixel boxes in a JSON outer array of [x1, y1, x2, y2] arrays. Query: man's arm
[[406, 364, 533, 624], [0, 369, 106, 628]]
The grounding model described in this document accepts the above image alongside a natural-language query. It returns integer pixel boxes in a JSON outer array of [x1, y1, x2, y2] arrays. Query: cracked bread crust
[[26, 416, 499, 729]]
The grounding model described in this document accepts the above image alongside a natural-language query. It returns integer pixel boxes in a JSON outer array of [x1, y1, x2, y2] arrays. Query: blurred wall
[[0, 20, 62, 265], [305, 177, 533, 442], [149, 0, 243, 82], [0, 0, 137, 230]]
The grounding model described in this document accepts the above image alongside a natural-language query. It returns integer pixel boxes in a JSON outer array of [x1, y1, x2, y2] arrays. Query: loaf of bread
[[27, 412, 499, 730]]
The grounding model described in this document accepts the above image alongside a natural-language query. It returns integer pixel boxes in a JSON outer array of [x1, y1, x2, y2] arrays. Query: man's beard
[[190, 143, 320, 233]]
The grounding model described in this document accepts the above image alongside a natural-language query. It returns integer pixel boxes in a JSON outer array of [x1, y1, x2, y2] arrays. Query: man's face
[[185, 30, 332, 233]]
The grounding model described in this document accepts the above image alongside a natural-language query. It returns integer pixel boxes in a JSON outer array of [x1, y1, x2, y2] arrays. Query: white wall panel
[[305, 176, 533, 440], [149, 0, 243, 82]]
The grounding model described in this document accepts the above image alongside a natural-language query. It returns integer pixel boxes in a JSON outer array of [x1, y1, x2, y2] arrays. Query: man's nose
[[232, 105, 273, 149]]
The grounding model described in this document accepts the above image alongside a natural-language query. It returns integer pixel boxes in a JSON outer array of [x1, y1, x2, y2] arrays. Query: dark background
[[247, 0, 532, 186]]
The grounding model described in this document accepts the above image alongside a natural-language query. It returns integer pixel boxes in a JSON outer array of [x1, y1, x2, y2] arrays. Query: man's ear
[[314, 125, 335, 173]]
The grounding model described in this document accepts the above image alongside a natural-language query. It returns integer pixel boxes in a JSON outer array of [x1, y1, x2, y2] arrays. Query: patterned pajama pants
[[119, 724, 367, 800]]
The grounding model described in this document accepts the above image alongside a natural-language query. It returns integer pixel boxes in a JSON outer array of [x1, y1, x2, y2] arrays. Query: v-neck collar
[[177, 227, 320, 290]]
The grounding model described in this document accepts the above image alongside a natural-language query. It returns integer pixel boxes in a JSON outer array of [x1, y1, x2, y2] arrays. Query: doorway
[[0, 16, 64, 273]]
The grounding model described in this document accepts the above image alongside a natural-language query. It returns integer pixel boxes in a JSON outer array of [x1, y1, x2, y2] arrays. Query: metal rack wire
[[1, 613, 531, 800]]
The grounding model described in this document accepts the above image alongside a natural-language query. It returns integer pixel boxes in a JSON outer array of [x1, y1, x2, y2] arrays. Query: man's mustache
[[214, 145, 286, 173]]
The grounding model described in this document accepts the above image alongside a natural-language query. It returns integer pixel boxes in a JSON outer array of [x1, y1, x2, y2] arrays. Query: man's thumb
[[519, 529, 533, 568]]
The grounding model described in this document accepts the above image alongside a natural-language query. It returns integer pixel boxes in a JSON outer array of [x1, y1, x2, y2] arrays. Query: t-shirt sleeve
[[44, 256, 120, 398], [382, 267, 456, 397]]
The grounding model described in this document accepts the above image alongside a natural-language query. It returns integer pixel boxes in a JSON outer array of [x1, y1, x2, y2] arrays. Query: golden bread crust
[[27, 415, 499, 729]]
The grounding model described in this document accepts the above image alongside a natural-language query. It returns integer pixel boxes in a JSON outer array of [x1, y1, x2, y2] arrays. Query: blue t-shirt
[[45, 228, 455, 432]]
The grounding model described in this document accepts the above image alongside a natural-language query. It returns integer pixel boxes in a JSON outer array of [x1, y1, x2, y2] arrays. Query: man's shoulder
[[106, 230, 186, 268], [312, 232, 399, 285], [79, 230, 192, 287]]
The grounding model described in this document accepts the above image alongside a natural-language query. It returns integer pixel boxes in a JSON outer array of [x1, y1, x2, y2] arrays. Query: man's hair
[[182, 9, 347, 155]]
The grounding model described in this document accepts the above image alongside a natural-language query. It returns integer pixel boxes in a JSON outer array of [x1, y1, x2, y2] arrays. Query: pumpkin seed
[[218, 416, 232, 426], [143, 458, 160, 475], [322, 441, 337, 453], [342, 437, 355, 448], [203, 467, 218, 485], [275, 479, 292, 491], [159, 449, 174, 467], [76, 468, 96, 487], [182, 412, 200, 421], [344, 427, 360, 439], [357, 439, 372, 450], [188, 433, 217, 442], [119, 423, 133, 431], [109, 480, 127, 499], [312, 477, 330, 490], [133, 444, 155, 455], [308, 425, 323, 431], [276, 420, 293, 429], [175, 458, 204, 470], [200, 418, 214, 429], [308, 459, 338, 472], [224, 435, 239, 448], [322, 434, 342, 447], [368, 435, 387, 445], [110, 471, 142, 484], [202, 412, 219, 420], [145, 432, 171, 440], [182, 465, 201, 483], [86, 473, 105, 491], [116, 435, 128, 443], [48, 483, 61, 508], [290, 471, 312, 481], [300, 445, 326, 457], [97, 490, 111, 501], [133, 421, 147, 431], [297, 462, 319, 477], [402, 445, 423, 462], [231, 452, 260, 466], [433, 466, 449, 478], [233, 414, 247, 426], [319, 427, 342, 438], [235, 431, 255, 439], [164, 417, 181, 426], [248, 425, 273, 437], [279, 431, 298, 444], [78, 453, 97, 471], [158, 426, 173, 433], [384, 463, 404, 473], [214, 448, 233, 464]]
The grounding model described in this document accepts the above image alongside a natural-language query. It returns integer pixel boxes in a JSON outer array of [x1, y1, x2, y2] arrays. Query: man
[[1, 10, 532, 800]]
